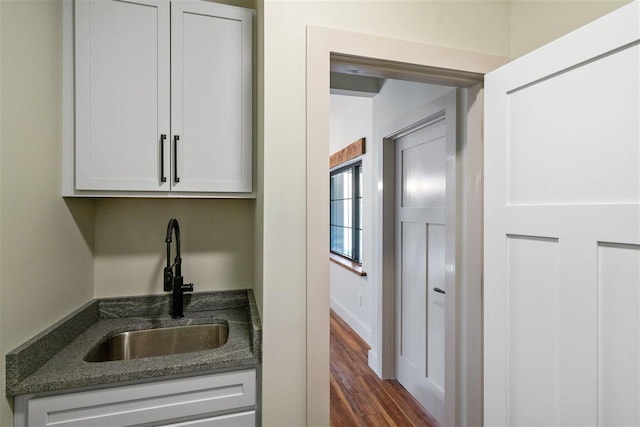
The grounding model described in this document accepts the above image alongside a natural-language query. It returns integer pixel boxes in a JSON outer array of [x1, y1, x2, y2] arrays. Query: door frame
[[305, 25, 508, 426]]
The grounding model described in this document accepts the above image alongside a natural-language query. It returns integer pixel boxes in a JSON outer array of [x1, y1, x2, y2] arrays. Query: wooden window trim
[[330, 138, 365, 169], [330, 252, 367, 276]]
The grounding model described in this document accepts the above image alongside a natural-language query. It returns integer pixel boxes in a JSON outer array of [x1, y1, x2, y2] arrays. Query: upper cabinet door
[[75, 0, 170, 191], [170, 1, 252, 193], [484, 2, 639, 426]]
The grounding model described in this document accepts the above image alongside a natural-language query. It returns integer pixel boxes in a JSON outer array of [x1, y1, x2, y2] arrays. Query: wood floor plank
[[363, 413, 394, 427], [357, 374, 405, 426], [330, 371, 364, 427], [331, 311, 370, 354], [330, 310, 439, 427], [330, 340, 376, 418], [380, 380, 441, 427]]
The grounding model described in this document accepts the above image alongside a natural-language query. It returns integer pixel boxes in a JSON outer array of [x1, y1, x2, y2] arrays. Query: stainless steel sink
[[84, 323, 229, 362]]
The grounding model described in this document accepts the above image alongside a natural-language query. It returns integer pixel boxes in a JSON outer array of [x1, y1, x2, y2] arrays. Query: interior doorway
[[325, 65, 484, 427], [329, 79, 458, 425], [306, 25, 507, 426]]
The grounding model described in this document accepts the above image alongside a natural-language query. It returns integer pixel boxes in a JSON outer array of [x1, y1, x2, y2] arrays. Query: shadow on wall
[[92, 199, 256, 297], [63, 198, 96, 252]]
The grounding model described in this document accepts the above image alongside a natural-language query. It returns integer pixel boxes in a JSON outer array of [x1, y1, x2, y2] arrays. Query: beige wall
[[0, 1, 95, 424], [511, 0, 631, 58], [93, 199, 255, 298]]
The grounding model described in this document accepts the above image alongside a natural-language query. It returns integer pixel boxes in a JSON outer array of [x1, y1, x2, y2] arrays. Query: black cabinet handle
[[173, 135, 180, 183], [433, 287, 445, 294], [160, 134, 167, 183]]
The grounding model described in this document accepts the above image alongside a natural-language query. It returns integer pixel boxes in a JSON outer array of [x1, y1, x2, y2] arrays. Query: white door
[[395, 93, 456, 425], [74, 0, 170, 191], [171, 1, 252, 192], [484, 2, 640, 426]]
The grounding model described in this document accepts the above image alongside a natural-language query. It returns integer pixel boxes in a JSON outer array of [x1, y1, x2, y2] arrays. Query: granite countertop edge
[[6, 289, 261, 397]]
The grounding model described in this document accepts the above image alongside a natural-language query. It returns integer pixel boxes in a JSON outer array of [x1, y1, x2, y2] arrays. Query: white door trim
[[306, 25, 506, 426]]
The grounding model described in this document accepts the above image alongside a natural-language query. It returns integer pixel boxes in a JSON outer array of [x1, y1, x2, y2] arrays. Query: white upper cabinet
[[74, 0, 170, 192], [171, 1, 252, 193], [66, 0, 253, 197]]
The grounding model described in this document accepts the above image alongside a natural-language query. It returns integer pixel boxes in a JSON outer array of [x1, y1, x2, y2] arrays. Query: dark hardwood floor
[[330, 310, 440, 427]]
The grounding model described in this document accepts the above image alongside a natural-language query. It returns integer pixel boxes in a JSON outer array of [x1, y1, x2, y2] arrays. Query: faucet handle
[[163, 267, 173, 292], [182, 283, 194, 293]]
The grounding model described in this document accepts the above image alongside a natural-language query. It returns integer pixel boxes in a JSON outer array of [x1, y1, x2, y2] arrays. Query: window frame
[[330, 159, 362, 264]]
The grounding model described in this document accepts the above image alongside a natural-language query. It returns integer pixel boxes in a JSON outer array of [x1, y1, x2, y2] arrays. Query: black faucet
[[164, 218, 194, 318]]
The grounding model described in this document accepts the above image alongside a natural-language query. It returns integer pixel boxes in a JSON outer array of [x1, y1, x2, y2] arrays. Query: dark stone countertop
[[6, 290, 262, 397]]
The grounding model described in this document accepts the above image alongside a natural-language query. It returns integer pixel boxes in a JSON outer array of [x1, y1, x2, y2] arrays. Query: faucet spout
[[165, 218, 181, 277], [163, 218, 194, 318]]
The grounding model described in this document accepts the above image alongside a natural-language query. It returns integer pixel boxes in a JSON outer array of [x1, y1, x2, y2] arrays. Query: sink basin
[[84, 323, 229, 362]]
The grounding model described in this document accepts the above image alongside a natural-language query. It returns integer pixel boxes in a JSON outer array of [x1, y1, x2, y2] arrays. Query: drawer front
[[163, 410, 255, 427], [22, 370, 255, 426]]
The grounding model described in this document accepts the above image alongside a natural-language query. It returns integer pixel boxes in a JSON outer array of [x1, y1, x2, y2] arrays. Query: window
[[330, 161, 362, 263]]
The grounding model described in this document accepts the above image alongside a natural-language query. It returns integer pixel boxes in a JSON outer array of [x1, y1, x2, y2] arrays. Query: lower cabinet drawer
[[163, 410, 255, 426], [15, 369, 256, 427]]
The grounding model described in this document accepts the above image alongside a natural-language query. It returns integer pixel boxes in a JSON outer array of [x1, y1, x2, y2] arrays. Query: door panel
[[507, 45, 639, 206], [484, 2, 640, 426], [398, 221, 446, 395], [402, 134, 446, 209], [598, 243, 640, 426], [395, 93, 456, 425], [427, 224, 446, 392], [507, 235, 560, 426], [400, 221, 426, 372]]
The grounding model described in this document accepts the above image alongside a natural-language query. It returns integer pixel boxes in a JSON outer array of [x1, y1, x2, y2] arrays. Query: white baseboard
[[330, 296, 372, 345], [368, 349, 382, 378]]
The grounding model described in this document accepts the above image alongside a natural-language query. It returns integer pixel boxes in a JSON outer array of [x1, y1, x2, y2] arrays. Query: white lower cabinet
[[14, 369, 256, 427], [162, 411, 255, 427]]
